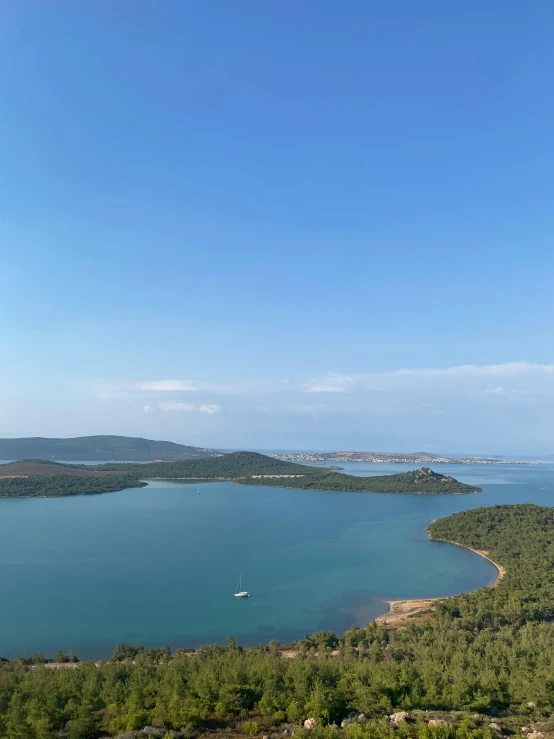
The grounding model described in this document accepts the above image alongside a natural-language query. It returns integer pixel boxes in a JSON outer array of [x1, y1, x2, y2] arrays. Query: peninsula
[[0, 460, 145, 497]]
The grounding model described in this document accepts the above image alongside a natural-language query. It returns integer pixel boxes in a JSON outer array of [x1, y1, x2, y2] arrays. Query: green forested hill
[[240, 465, 481, 494], [106, 454, 479, 493], [0, 454, 479, 496], [2, 505, 554, 737], [0, 435, 219, 461], [0, 474, 146, 497], [429, 504, 554, 627], [0, 459, 145, 497], [101, 451, 311, 477]]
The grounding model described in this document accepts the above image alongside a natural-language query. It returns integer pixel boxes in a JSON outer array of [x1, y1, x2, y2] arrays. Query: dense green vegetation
[[102, 451, 314, 478], [241, 466, 481, 494], [0, 454, 477, 497], [0, 459, 146, 497], [0, 435, 219, 462], [104, 454, 479, 494], [0, 474, 146, 497], [429, 505, 554, 627], [1, 504, 554, 738]]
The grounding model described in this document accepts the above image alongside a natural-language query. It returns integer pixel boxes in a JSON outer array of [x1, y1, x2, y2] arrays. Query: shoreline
[[374, 530, 506, 627]]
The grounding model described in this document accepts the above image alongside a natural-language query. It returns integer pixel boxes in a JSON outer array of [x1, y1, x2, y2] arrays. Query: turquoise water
[[0, 462, 553, 659]]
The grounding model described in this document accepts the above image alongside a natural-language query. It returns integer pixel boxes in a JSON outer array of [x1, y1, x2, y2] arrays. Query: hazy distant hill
[[0, 436, 221, 462]]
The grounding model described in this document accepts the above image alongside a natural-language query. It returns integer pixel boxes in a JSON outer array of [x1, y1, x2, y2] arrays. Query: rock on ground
[[389, 712, 410, 727]]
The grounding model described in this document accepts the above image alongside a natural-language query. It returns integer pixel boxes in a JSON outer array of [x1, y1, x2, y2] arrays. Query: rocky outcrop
[[389, 712, 410, 726], [341, 713, 366, 727], [303, 718, 317, 730], [428, 719, 449, 727]]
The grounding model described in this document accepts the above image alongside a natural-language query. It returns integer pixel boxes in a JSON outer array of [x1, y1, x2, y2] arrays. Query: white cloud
[[391, 362, 554, 378], [485, 386, 507, 395], [143, 405, 152, 413], [304, 362, 554, 393], [288, 404, 324, 414], [94, 378, 247, 399], [157, 402, 221, 413], [303, 373, 355, 393], [484, 386, 534, 401], [158, 402, 194, 411], [135, 380, 199, 392]]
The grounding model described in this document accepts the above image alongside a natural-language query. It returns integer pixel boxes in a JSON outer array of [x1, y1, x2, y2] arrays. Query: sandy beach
[[375, 533, 506, 627]]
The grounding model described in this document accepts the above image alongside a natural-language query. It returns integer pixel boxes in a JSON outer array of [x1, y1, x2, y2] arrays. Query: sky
[[1, 1, 554, 455]]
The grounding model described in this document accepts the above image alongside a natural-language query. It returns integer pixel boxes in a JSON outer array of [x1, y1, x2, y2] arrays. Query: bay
[[0, 462, 553, 660]]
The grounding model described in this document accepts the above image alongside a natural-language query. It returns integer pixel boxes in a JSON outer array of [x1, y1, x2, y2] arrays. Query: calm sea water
[[0, 462, 553, 660]]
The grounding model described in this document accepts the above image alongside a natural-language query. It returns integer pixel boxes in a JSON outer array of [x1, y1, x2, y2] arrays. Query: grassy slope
[[0, 460, 122, 477]]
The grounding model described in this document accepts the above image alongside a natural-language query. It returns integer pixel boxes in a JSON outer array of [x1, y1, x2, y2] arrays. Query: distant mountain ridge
[[0, 436, 221, 462]]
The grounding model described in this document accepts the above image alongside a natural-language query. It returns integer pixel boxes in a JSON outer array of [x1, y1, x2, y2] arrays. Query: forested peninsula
[[104, 452, 480, 494], [1, 504, 553, 739], [0, 460, 145, 497], [0, 453, 480, 497]]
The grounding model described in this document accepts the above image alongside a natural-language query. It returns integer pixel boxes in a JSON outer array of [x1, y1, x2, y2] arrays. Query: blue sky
[[2, 1, 554, 454]]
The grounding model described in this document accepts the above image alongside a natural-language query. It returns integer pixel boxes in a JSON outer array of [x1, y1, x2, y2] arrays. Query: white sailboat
[[234, 574, 250, 598]]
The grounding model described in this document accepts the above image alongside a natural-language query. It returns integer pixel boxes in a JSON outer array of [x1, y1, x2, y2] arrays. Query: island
[[0, 452, 481, 497]]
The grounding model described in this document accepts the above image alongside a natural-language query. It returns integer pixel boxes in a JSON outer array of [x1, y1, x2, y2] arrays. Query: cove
[[1, 462, 553, 660]]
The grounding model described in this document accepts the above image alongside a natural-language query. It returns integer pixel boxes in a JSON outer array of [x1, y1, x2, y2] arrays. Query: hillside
[[0, 435, 220, 462], [0, 460, 121, 477]]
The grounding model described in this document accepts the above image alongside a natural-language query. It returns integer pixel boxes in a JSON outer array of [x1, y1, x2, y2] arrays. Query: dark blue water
[[0, 462, 552, 660]]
